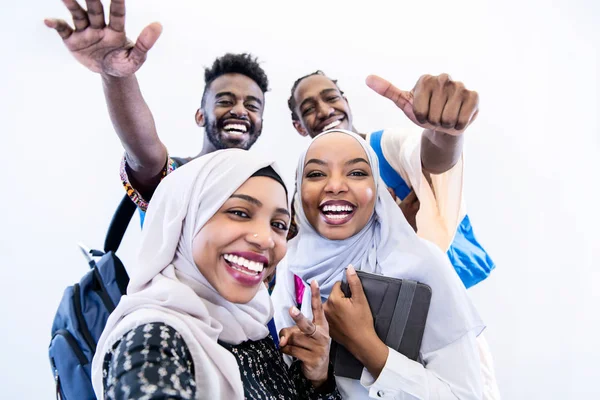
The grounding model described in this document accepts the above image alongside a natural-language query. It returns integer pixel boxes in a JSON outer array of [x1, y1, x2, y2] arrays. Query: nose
[[316, 100, 334, 119], [246, 222, 275, 250], [229, 101, 248, 118], [324, 173, 348, 195]]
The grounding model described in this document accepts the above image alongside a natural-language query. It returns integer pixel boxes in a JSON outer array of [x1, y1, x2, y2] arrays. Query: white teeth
[[223, 124, 248, 135], [223, 254, 264, 272], [322, 119, 342, 132], [322, 204, 353, 212], [325, 214, 350, 220]]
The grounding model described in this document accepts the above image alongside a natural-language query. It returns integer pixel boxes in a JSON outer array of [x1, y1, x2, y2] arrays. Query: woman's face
[[301, 132, 377, 240], [192, 176, 289, 304]]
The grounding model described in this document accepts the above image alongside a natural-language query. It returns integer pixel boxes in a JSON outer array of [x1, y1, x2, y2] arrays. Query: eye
[[272, 221, 288, 231], [326, 95, 340, 102], [301, 106, 315, 116], [246, 103, 260, 112], [227, 210, 250, 218], [217, 100, 233, 106], [349, 170, 369, 177], [305, 171, 325, 178]]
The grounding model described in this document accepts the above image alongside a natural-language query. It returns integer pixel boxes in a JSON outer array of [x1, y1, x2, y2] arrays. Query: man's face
[[292, 74, 353, 138], [197, 73, 265, 150]]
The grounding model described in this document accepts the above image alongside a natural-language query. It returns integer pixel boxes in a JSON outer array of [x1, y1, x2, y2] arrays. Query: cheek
[[358, 185, 376, 207]]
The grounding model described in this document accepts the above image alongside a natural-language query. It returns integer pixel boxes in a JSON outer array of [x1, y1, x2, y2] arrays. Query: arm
[[103, 322, 195, 400], [45, 0, 166, 196], [421, 129, 464, 175], [102, 74, 167, 196]]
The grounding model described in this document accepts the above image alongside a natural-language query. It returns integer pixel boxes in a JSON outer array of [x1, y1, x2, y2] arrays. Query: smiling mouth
[[222, 123, 249, 137], [320, 118, 344, 133], [319, 203, 356, 225], [223, 253, 264, 276]]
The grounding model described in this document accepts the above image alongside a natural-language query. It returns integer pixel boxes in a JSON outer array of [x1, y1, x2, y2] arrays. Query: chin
[[319, 226, 354, 241], [222, 288, 258, 305]]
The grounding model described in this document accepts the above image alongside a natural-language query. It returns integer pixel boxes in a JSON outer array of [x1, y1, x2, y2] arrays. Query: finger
[[108, 0, 126, 32], [283, 330, 319, 350], [44, 18, 75, 40], [85, 0, 106, 29], [280, 344, 315, 362], [62, 0, 90, 31], [346, 265, 366, 301], [455, 92, 479, 131], [289, 306, 317, 336], [310, 281, 327, 327], [412, 76, 434, 125], [279, 326, 301, 348], [129, 22, 163, 63], [427, 75, 453, 127], [366, 75, 413, 111], [440, 91, 462, 130]]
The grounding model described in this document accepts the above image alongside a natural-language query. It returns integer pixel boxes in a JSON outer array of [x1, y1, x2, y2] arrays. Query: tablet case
[[330, 270, 432, 379]]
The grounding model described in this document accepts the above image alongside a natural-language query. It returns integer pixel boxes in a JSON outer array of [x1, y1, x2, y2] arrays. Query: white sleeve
[[376, 127, 466, 251], [360, 331, 482, 400]]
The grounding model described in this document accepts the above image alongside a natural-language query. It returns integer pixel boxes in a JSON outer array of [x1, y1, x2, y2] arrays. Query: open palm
[[44, 0, 162, 77]]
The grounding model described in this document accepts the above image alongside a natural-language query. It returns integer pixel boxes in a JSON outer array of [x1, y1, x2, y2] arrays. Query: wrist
[[351, 332, 389, 378]]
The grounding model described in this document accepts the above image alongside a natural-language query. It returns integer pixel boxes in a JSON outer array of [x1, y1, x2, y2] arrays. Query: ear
[[293, 120, 309, 137], [195, 109, 205, 127]]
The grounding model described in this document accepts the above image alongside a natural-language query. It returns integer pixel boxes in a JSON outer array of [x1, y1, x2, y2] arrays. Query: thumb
[[130, 22, 163, 62], [346, 265, 366, 301], [366, 75, 413, 111]]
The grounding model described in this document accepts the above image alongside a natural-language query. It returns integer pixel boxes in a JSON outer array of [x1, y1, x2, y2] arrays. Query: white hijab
[[91, 149, 284, 400], [286, 129, 484, 354]]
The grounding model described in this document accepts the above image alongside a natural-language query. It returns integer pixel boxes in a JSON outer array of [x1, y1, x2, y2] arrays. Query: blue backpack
[[48, 194, 136, 399]]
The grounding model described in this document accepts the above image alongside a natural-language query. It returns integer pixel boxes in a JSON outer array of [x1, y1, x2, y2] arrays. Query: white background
[[1, 0, 598, 398]]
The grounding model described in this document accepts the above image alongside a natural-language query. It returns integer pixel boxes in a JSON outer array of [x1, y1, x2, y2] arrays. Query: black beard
[[204, 115, 261, 150]]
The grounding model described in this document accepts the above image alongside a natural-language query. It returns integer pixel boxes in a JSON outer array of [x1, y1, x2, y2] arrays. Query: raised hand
[[279, 281, 331, 387], [44, 0, 162, 77], [366, 74, 479, 136]]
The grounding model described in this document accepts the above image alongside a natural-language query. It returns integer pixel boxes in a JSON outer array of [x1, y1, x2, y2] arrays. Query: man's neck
[[195, 135, 219, 159]]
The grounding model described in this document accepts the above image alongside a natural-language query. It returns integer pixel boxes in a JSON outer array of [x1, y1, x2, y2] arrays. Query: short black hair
[[201, 53, 269, 107], [287, 70, 344, 121]]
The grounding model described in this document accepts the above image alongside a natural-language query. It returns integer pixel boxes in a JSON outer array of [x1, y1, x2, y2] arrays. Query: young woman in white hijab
[[272, 130, 485, 399], [91, 149, 341, 400]]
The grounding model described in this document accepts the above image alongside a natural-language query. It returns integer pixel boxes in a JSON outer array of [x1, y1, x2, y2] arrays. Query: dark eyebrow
[[298, 88, 339, 110], [345, 157, 370, 166], [215, 91, 236, 100], [230, 194, 290, 217], [215, 92, 263, 106], [304, 158, 327, 168]]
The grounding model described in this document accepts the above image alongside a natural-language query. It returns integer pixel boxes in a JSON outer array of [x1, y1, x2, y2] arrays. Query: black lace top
[[102, 322, 340, 400]]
